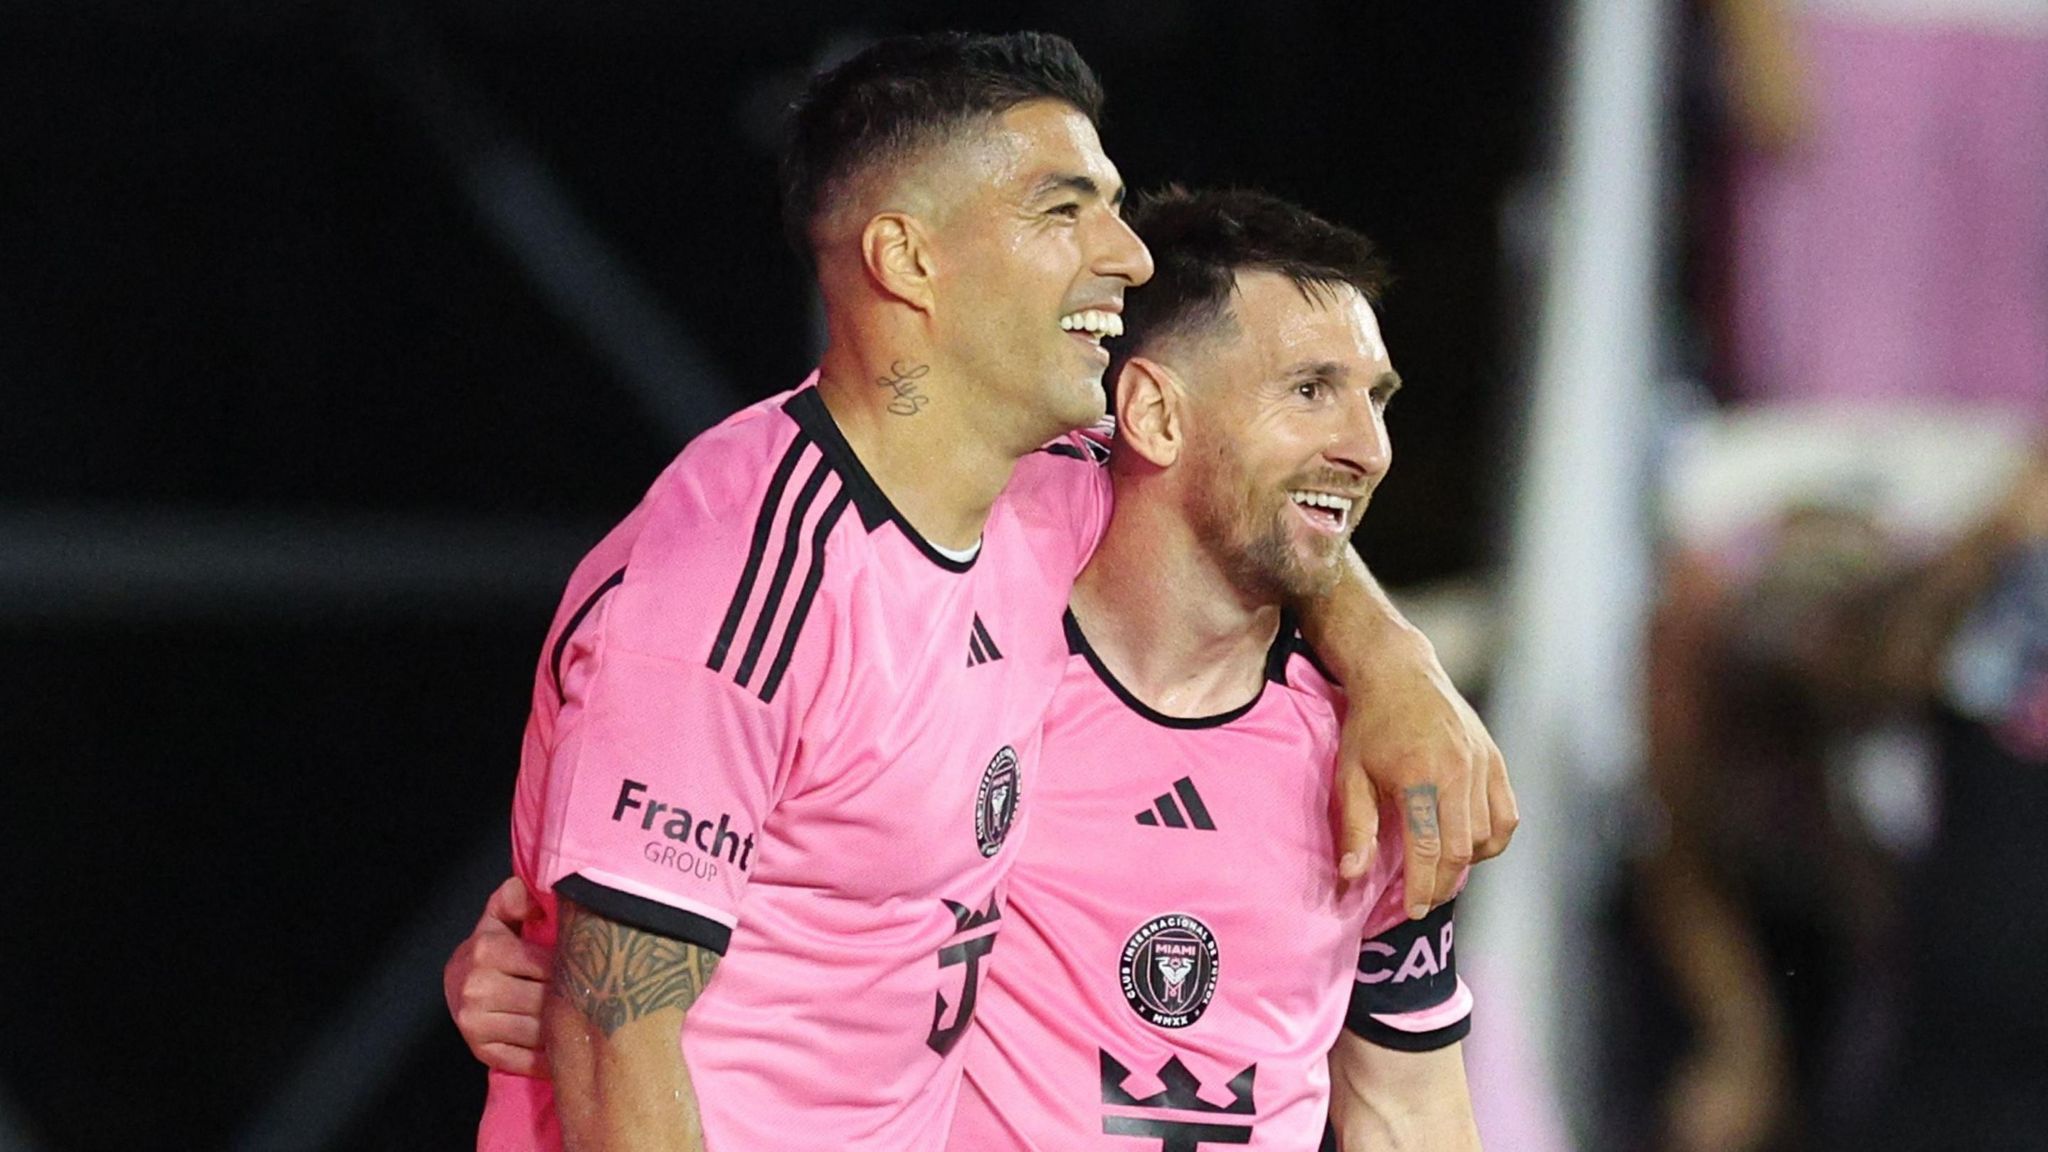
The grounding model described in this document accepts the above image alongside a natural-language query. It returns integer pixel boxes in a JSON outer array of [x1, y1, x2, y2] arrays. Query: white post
[[1470, 0, 1671, 1144]]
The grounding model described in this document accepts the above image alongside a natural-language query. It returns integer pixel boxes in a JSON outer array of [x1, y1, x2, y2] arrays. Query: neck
[[814, 336, 1022, 552], [1070, 482, 1282, 719]]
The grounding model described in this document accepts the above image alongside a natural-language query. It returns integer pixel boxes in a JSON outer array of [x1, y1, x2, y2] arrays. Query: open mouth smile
[[1287, 489, 1355, 535]]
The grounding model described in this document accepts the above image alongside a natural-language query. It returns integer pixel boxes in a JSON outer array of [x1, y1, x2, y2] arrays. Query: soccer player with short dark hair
[[950, 186, 1479, 1151], [460, 185, 1485, 1151], [474, 31, 1509, 1152]]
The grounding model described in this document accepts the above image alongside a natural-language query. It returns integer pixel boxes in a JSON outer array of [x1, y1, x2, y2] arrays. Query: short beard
[[1233, 510, 1346, 603], [1189, 450, 1343, 606]]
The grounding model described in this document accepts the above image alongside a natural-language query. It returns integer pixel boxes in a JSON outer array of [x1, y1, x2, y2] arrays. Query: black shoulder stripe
[[551, 566, 627, 704], [554, 873, 733, 955], [785, 388, 895, 531], [709, 434, 811, 673], [1037, 438, 1111, 464], [734, 460, 831, 689], [759, 487, 853, 704]]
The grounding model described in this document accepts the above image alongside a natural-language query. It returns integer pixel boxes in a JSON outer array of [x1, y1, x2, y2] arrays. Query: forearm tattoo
[[1402, 784, 1440, 842], [552, 901, 722, 1038]]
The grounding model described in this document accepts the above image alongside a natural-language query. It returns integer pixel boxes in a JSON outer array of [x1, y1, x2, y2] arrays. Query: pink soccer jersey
[[480, 377, 1113, 1152], [950, 612, 1473, 1152]]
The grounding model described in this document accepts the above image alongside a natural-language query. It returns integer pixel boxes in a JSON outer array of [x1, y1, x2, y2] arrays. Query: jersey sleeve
[[1008, 431, 1115, 579], [1346, 806, 1473, 1050], [535, 481, 820, 955]]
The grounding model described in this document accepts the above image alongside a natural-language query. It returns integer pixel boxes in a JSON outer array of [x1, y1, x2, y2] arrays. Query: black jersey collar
[[1063, 607, 1297, 730], [783, 386, 978, 573]]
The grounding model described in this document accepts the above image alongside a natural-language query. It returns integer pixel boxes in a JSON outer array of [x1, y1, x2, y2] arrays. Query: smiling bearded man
[[470, 31, 1508, 1152]]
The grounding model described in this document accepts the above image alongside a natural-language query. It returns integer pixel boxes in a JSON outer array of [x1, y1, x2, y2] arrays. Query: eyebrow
[[1284, 361, 1404, 393], [1029, 172, 1126, 208]]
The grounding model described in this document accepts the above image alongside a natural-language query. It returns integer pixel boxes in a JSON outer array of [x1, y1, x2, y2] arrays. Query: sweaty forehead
[[1228, 271, 1391, 377], [972, 99, 1120, 199]]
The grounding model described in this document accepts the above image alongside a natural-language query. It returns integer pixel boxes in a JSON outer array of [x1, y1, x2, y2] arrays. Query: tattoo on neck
[[878, 360, 930, 416]]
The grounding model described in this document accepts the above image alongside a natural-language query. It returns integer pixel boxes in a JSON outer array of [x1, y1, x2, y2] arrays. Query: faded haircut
[[1108, 185, 1389, 384], [780, 31, 1105, 268]]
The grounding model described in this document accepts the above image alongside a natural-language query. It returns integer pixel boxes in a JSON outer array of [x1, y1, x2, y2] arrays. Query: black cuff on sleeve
[[1344, 1009, 1473, 1053], [554, 873, 732, 955]]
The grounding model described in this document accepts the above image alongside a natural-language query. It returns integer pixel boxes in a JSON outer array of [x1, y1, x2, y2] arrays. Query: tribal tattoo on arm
[[551, 899, 722, 1038]]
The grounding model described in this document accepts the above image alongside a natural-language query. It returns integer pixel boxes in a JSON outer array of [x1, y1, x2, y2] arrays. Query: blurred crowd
[[1602, 0, 2048, 1149]]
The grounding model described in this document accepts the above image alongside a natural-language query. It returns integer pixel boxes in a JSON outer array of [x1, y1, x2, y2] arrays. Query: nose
[[1325, 389, 1391, 484], [1093, 210, 1155, 287]]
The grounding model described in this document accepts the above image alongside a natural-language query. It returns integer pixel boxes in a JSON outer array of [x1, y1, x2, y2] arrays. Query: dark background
[[0, 3, 1553, 1147]]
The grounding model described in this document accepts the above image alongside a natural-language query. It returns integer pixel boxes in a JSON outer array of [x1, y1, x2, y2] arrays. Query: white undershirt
[[930, 537, 983, 563]]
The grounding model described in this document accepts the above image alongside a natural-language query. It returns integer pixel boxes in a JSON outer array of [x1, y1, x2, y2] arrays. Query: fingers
[[1430, 759, 1475, 910], [477, 1041, 548, 1079], [458, 987, 545, 1050], [481, 875, 539, 930], [453, 966, 550, 1074], [1398, 782, 1443, 919], [1336, 760, 1381, 881], [499, 935, 551, 982], [446, 880, 553, 1075], [1467, 744, 1494, 868], [447, 952, 539, 1019], [1475, 748, 1519, 861]]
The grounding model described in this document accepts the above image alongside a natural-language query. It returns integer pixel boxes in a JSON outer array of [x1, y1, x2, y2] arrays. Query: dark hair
[[780, 31, 1104, 266], [1109, 186, 1389, 383]]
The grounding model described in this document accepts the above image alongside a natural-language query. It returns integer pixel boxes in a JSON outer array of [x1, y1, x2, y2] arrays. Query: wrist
[[1323, 611, 1435, 687]]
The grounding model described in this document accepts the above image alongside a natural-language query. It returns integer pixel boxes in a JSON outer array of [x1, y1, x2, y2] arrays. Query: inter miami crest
[[974, 745, 1021, 857], [1120, 914, 1220, 1028]]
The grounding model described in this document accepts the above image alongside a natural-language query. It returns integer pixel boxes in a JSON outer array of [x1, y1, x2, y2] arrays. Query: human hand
[[1334, 630, 1516, 915], [445, 875, 550, 1077]]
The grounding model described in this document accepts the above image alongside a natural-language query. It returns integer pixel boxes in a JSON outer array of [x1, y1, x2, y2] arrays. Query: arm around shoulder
[[1296, 550, 1515, 903]]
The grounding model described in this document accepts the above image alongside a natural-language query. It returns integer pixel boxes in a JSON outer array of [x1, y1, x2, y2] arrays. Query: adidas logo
[[966, 613, 1004, 667], [1134, 776, 1216, 830]]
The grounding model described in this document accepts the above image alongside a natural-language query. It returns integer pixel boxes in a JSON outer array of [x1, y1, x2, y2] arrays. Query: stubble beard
[[1190, 449, 1343, 607]]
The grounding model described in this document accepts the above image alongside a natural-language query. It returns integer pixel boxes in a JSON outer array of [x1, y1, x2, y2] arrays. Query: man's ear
[[861, 212, 938, 314], [1115, 356, 1186, 468]]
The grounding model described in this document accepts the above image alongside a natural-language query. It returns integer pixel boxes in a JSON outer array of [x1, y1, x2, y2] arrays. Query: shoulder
[[600, 393, 869, 672], [1275, 629, 1346, 712], [636, 390, 871, 566], [1012, 428, 1112, 493], [1002, 429, 1115, 565]]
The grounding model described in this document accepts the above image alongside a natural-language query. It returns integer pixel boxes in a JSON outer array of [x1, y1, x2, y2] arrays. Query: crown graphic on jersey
[[941, 894, 1003, 934], [966, 613, 1004, 667], [1100, 1051, 1257, 1114], [1135, 776, 1216, 830]]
